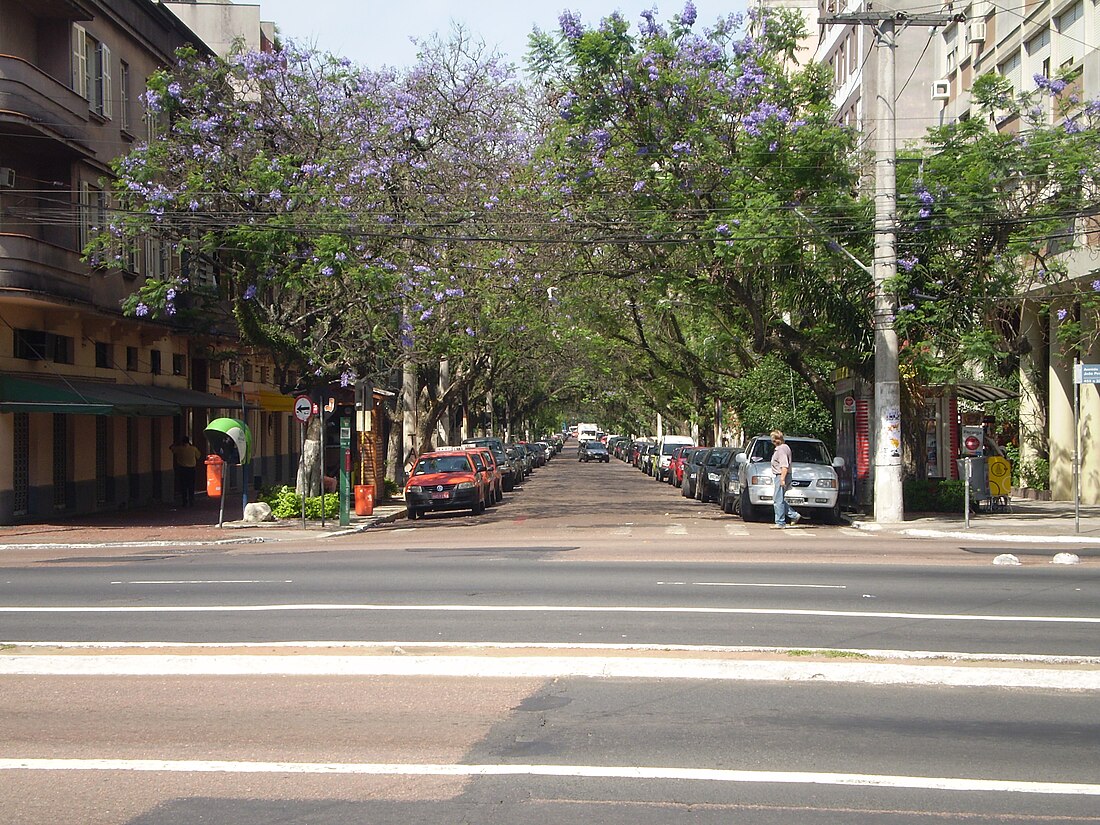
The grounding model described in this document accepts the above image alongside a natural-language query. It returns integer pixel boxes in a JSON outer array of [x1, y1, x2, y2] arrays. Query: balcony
[[0, 54, 92, 155], [0, 233, 91, 304]]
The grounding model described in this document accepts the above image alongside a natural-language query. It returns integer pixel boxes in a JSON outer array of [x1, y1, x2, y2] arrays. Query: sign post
[[1071, 362, 1100, 534], [339, 416, 352, 527], [293, 395, 314, 529]]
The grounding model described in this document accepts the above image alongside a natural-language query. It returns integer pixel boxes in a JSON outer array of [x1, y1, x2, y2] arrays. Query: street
[[2, 445, 1099, 823]]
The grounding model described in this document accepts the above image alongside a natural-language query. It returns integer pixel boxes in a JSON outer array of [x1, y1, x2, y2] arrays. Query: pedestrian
[[770, 429, 802, 529], [170, 436, 202, 507]]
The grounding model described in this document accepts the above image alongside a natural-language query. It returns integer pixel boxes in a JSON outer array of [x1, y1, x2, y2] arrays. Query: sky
[[251, 0, 751, 70]]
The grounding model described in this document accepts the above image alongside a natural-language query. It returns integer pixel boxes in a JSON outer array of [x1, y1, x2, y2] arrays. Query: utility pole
[[822, 8, 959, 523]]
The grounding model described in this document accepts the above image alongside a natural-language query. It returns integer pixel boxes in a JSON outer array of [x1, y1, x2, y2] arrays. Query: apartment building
[[938, 0, 1100, 501], [0, 0, 295, 524]]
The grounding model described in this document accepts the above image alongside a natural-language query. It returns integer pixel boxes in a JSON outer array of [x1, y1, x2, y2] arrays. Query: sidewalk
[[0, 494, 407, 551], [850, 497, 1100, 553]]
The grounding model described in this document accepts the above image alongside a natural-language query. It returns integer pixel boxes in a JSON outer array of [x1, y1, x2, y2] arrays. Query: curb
[[850, 520, 1100, 545]]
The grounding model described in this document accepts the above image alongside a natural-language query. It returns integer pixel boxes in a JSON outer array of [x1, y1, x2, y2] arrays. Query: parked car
[[652, 435, 693, 482], [640, 443, 659, 476], [696, 447, 741, 503], [669, 446, 694, 487], [463, 437, 518, 492], [732, 435, 845, 524], [404, 450, 489, 519], [464, 446, 503, 504], [579, 440, 610, 462], [507, 444, 533, 477], [682, 448, 712, 499]]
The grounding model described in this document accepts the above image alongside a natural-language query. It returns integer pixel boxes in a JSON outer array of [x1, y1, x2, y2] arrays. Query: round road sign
[[293, 394, 314, 424]]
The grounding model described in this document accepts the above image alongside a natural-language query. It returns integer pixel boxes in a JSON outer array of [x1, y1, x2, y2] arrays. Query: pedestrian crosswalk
[[595, 522, 866, 539]]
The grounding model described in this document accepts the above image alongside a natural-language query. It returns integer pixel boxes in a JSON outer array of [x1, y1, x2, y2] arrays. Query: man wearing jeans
[[770, 430, 802, 528]]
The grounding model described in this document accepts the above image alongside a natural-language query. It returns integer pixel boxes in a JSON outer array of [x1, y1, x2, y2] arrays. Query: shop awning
[[0, 375, 115, 415], [0, 376, 244, 416], [952, 381, 1018, 403]]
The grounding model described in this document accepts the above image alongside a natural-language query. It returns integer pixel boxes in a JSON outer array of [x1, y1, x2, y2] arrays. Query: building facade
[[0, 0, 295, 524]]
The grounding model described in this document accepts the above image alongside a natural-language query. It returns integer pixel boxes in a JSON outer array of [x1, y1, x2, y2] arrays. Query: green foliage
[[903, 478, 965, 512], [259, 485, 338, 519], [727, 356, 834, 447], [1020, 458, 1050, 491], [383, 478, 400, 499]]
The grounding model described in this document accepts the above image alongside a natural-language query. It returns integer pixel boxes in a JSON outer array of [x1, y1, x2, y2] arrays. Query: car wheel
[[682, 479, 692, 498], [722, 490, 734, 514], [407, 507, 419, 521], [825, 503, 843, 525], [472, 496, 484, 516], [740, 490, 761, 522]]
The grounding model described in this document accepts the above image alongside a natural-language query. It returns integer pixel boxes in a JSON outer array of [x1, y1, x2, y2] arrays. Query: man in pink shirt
[[770, 430, 802, 528]]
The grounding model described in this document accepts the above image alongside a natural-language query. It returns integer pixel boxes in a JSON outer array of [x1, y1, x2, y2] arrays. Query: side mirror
[[832, 456, 846, 469], [735, 453, 748, 465]]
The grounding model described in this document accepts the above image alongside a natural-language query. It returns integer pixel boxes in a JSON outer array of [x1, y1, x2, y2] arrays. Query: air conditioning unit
[[931, 80, 951, 101], [968, 20, 987, 43], [0, 167, 14, 188]]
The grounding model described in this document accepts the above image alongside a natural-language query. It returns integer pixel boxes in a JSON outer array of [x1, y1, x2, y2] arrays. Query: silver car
[[731, 436, 845, 524]]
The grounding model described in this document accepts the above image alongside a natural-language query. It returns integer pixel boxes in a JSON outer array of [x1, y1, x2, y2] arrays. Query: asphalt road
[[2, 444, 1099, 824]]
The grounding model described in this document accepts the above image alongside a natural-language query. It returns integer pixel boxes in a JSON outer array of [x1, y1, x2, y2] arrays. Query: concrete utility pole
[[822, 8, 959, 523]]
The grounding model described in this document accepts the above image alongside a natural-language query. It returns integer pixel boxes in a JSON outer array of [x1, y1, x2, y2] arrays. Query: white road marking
[[1, 654, 1098, 690], [110, 580, 293, 585], [3, 603, 1098, 624], [610, 526, 632, 536], [724, 524, 749, 536], [1, 759, 1097, 796], [691, 582, 847, 590], [665, 524, 688, 535]]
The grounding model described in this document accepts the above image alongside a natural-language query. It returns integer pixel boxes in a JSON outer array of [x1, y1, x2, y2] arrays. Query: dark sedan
[[579, 440, 610, 463], [681, 447, 711, 499], [697, 447, 742, 504]]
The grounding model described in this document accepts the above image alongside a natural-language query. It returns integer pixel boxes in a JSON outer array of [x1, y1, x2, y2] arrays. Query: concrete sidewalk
[[0, 494, 407, 551], [850, 497, 1100, 552]]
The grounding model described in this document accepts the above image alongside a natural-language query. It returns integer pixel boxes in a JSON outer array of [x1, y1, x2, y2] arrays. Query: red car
[[404, 450, 490, 519], [670, 446, 694, 487]]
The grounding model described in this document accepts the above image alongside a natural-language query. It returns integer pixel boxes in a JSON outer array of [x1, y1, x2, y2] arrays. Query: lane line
[[1, 759, 1098, 795], [2, 604, 1098, 624], [109, 580, 294, 585], [665, 525, 688, 535], [690, 582, 847, 590], [2, 655, 1098, 689]]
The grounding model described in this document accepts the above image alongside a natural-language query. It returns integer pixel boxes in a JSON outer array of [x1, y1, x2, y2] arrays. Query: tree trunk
[[296, 415, 322, 497]]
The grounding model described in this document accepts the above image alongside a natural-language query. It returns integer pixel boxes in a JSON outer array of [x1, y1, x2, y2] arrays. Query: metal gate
[[12, 413, 28, 516]]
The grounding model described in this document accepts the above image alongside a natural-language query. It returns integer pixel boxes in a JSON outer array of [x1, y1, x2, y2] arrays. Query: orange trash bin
[[205, 455, 224, 498], [354, 484, 374, 516]]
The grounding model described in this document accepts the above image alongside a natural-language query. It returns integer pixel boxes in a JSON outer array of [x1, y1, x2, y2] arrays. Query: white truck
[[576, 423, 599, 443]]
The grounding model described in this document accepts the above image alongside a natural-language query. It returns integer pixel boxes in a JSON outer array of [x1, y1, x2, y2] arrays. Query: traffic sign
[[1075, 363, 1100, 384], [293, 394, 314, 424]]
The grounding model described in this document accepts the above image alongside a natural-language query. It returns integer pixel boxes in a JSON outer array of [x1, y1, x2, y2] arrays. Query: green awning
[[0, 375, 115, 415], [1, 376, 254, 416]]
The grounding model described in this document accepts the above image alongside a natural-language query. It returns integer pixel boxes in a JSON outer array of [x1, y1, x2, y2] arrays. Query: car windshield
[[414, 456, 470, 475], [587, 442, 606, 451], [706, 449, 733, 466], [661, 443, 681, 454], [692, 450, 710, 464], [750, 440, 832, 465]]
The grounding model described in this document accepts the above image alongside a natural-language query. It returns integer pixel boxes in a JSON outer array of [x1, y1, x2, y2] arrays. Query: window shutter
[[72, 25, 88, 99], [79, 181, 91, 251], [99, 43, 112, 118]]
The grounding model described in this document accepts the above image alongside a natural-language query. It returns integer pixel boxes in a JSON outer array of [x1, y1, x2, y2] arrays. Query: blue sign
[[1076, 364, 1100, 384]]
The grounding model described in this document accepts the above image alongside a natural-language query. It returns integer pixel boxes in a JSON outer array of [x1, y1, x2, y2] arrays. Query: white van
[[577, 423, 598, 443], [655, 435, 695, 481]]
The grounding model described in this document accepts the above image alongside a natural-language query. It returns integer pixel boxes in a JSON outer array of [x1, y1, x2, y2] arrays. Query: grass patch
[[786, 648, 869, 660]]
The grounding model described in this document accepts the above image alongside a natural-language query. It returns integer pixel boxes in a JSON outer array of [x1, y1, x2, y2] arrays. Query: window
[[150, 350, 162, 375], [173, 353, 186, 376], [95, 341, 111, 368], [126, 346, 138, 371], [1056, 1, 1084, 66], [79, 181, 106, 253], [999, 49, 1022, 92], [72, 25, 111, 117], [14, 329, 73, 363], [119, 61, 131, 132]]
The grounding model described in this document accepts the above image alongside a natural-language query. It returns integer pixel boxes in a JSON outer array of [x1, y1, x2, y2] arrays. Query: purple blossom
[[340, 370, 356, 388], [244, 284, 257, 300], [135, 303, 150, 317], [919, 207, 932, 219], [716, 224, 730, 236], [559, 10, 584, 40], [420, 308, 434, 321], [681, 1, 697, 27], [321, 266, 334, 276], [165, 302, 176, 316], [1057, 309, 1068, 321], [633, 180, 646, 192], [898, 303, 916, 313], [899, 255, 919, 272], [165, 288, 177, 301], [1092, 280, 1100, 292], [465, 327, 476, 336], [1050, 79, 1067, 95]]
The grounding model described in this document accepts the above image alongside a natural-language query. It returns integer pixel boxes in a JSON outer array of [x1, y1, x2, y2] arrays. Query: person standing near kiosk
[[170, 436, 202, 507]]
